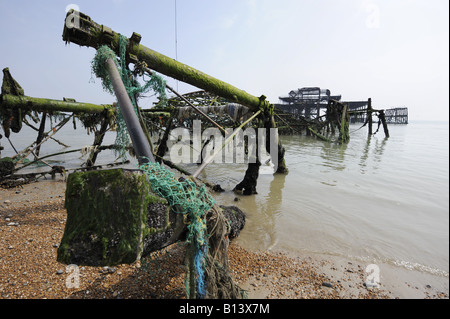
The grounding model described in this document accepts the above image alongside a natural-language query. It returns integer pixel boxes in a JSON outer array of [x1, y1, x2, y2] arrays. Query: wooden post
[[338, 104, 350, 144], [34, 112, 47, 158], [155, 114, 175, 164], [86, 114, 110, 167], [367, 98, 373, 135], [379, 110, 390, 138]]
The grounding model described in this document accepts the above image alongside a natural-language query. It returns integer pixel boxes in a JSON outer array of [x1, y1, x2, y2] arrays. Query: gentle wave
[[309, 250, 449, 278], [391, 260, 449, 277]]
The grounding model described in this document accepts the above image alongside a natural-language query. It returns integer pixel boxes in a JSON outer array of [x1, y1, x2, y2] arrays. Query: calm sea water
[[1, 120, 449, 282], [207, 121, 449, 280]]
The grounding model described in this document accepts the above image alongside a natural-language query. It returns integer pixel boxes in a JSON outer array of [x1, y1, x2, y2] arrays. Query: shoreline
[[0, 178, 448, 299]]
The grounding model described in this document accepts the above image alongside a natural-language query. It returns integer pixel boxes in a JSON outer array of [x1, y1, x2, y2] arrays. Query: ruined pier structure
[[277, 87, 408, 125]]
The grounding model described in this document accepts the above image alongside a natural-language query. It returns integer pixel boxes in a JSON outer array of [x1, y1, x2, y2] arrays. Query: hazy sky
[[0, 0, 448, 121]]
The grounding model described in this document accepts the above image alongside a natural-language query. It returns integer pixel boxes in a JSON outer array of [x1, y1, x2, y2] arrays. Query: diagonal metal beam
[[62, 10, 271, 113]]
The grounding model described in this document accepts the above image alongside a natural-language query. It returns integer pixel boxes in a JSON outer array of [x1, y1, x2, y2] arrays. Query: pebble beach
[[0, 178, 447, 300]]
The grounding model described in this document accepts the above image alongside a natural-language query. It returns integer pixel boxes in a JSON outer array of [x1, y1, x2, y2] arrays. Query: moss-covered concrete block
[[0, 157, 15, 177], [57, 168, 184, 266], [57, 168, 246, 267]]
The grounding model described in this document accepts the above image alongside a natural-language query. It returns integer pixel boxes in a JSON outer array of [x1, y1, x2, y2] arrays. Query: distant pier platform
[[276, 87, 408, 124]]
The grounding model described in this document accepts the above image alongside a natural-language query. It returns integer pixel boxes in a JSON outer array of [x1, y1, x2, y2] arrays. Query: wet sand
[[0, 178, 447, 300]]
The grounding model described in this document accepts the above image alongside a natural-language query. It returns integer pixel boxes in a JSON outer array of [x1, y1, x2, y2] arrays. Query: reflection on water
[[320, 142, 347, 172], [359, 136, 372, 174], [259, 172, 287, 250], [210, 172, 287, 252], [372, 137, 388, 165], [359, 135, 388, 174]]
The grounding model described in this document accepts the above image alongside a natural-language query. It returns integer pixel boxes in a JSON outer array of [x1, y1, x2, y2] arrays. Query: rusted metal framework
[[384, 107, 408, 124], [277, 87, 341, 119], [277, 87, 408, 125]]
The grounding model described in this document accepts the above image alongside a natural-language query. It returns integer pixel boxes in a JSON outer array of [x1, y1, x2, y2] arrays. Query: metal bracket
[[127, 32, 142, 65]]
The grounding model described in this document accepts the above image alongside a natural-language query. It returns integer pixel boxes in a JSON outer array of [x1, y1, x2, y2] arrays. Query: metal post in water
[[379, 110, 390, 138], [368, 98, 373, 135]]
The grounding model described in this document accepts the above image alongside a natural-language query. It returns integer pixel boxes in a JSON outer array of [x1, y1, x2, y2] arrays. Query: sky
[[0, 0, 448, 121]]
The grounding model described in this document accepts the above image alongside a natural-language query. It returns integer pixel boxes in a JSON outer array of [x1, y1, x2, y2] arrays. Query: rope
[[349, 119, 369, 134]]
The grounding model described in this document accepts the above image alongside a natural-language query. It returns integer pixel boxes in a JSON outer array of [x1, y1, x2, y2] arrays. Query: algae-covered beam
[[62, 10, 271, 114], [338, 104, 350, 144], [0, 67, 115, 139], [1, 94, 113, 114]]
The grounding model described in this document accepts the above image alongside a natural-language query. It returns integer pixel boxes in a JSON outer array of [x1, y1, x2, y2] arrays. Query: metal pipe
[[104, 58, 155, 164]]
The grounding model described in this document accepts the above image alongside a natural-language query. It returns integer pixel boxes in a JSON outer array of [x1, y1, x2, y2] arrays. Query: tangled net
[[91, 35, 245, 299], [139, 162, 245, 299]]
